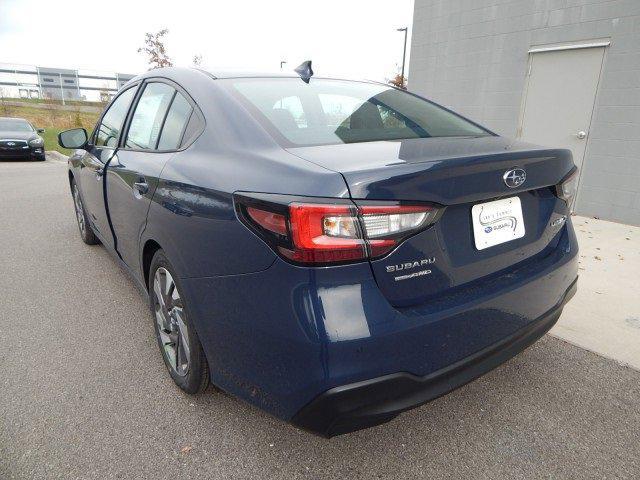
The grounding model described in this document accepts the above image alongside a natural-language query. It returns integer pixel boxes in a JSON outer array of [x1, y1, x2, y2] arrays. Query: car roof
[[203, 69, 298, 79], [0, 117, 29, 122], [129, 66, 380, 86], [116, 67, 394, 151]]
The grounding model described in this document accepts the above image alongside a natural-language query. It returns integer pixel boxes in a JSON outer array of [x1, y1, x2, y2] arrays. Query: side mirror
[[37, 128, 45, 134], [58, 128, 88, 149]]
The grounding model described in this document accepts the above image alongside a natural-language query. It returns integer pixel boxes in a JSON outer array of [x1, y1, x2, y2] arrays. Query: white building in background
[[409, 0, 640, 225], [0, 63, 136, 102]]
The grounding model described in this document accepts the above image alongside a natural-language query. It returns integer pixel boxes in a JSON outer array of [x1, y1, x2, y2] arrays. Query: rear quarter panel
[[143, 134, 350, 279]]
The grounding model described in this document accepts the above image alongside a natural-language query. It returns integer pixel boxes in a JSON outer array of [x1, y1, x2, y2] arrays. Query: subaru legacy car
[[59, 65, 578, 437], [0, 117, 45, 161]]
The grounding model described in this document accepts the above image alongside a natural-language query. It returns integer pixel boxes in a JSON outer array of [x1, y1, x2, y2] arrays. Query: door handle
[[576, 130, 587, 139], [133, 180, 149, 195]]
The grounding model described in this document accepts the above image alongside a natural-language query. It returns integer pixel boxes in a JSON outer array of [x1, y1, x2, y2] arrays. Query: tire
[[148, 250, 210, 394], [71, 178, 99, 245]]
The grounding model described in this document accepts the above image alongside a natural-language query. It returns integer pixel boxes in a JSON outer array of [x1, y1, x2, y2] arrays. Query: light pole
[[397, 27, 408, 86], [280, 61, 287, 70], [59, 72, 65, 106]]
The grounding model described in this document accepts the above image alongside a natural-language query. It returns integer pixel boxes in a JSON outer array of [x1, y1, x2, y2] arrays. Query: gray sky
[[0, 0, 414, 81]]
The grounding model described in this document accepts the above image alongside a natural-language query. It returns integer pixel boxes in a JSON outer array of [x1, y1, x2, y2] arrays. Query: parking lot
[[1, 158, 639, 479]]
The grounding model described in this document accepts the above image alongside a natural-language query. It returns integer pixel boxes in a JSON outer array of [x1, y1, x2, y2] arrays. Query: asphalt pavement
[[1, 158, 639, 479]]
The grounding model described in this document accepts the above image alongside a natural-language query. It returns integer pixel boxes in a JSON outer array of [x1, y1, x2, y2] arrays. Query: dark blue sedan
[[59, 65, 578, 437]]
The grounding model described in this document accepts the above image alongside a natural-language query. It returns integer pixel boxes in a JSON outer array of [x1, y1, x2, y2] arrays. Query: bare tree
[[192, 54, 202, 67], [42, 91, 59, 126], [98, 84, 111, 105], [387, 63, 407, 90], [0, 87, 9, 115], [388, 73, 407, 90], [74, 110, 83, 128], [138, 28, 173, 69]]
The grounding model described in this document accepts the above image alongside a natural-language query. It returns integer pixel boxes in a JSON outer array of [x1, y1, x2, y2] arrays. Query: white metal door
[[519, 46, 605, 177]]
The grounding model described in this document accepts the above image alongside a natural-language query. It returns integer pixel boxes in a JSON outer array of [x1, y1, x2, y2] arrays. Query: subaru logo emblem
[[503, 168, 526, 188], [7, 142, 15, 146]]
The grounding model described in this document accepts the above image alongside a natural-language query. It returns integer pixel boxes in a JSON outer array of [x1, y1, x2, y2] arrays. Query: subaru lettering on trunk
[[386, 257, 436, 272], [61, 66, 578, 438]]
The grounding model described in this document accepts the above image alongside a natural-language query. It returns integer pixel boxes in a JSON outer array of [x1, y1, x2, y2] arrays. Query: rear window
[[228, 78, 489, 147]]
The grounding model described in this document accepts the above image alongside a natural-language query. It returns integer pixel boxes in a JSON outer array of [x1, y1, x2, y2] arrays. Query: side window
[[125, 83, 175, 150], [157, 92, 193, 150], [179, 109, 205, 148], [95, 87, 136, 147]]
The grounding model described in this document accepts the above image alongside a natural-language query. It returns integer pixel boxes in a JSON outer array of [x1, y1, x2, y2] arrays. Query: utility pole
[[397, 27, 408, 86], [35, 66, 42, 99], [59, 73, 65, 105]]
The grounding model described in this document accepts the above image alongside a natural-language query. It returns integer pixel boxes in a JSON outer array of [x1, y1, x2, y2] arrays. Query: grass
[[1, 96, 105, 107], [1, 101, 99, 155], [42, 128, 72, 155]]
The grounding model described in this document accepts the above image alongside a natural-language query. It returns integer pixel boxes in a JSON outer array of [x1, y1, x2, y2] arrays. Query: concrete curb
[[45, 151, 69, 163]]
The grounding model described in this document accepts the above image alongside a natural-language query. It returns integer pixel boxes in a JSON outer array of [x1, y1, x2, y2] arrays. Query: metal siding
[[409, 0, 640, 225]]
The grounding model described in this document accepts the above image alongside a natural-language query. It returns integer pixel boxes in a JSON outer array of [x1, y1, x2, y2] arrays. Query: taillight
[[358, 205, 439, 258], [235, 193, 443, 266], [246, 207, 288, 236], [284, 203, 367, 263], [555, 168, 579, 209]]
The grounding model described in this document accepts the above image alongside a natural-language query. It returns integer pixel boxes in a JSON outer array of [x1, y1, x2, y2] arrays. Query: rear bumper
[[291, 277, 576, 437], [182, 221, 578, 433]]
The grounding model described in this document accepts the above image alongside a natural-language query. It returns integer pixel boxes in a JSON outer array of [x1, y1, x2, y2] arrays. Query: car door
[[77, 86, 137, 248], [105, 80, 195, 277]]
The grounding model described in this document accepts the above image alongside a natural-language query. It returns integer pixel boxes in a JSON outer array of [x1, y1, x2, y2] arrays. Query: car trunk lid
[[287, 136, 575, 307]]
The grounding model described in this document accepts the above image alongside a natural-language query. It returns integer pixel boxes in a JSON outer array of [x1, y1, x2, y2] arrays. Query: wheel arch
[[142, 239, 163, 290]]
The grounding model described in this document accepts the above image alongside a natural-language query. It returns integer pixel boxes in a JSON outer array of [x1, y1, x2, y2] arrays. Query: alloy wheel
[[153, 267, 190, 377], [73, 185, 86, 235]]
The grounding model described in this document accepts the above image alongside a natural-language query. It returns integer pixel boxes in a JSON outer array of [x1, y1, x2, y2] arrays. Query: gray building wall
[[38, 67, 81, 101], [116, 73, 136, 89], [409, 0, 640, 225], [1, 63, 137, 101]]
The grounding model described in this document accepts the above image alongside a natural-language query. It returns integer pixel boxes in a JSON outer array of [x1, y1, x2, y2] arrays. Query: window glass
[[230, 79, 489, 146], [319, 94, 364, 128], [125, 83, 175, 150], [0, 118, 33, 132], [180, 109, 205, 148], [270, 96, 307, 129], [95, 87, 136, 147], [158, 93, 193, 150]]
